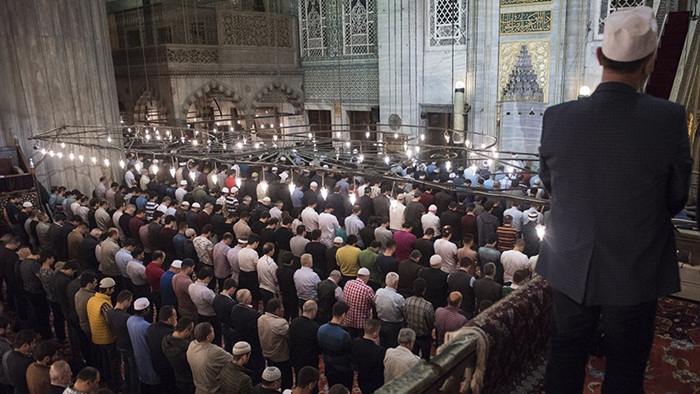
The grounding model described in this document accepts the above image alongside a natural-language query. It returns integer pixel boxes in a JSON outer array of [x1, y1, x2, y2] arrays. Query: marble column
[[0, 0, 123, 193]]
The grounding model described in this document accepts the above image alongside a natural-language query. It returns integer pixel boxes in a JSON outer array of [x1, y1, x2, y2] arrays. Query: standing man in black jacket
[[537, 7, 692, 393], [229, 289, 265, 385], [147, 305, 176, 391]]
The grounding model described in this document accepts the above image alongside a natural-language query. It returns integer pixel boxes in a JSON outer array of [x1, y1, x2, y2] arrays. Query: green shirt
[[358, 248, 380, 284]]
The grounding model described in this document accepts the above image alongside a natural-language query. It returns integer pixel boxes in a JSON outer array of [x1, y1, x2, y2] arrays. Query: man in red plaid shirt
[[342, 267, 375, 338]]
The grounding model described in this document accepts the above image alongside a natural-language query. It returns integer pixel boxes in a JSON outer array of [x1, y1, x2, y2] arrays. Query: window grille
[[596, 0, 647, 38], [343, 0, 376, 55], [189, 23, 206, 45], [430, 0, 467, 47], [299, 0, 327, 58], [157, 27, 172, 44]]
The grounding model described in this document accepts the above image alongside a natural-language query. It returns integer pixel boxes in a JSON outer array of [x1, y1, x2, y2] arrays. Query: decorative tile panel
[[166, 48, 219, 63], [304, 66, 379, 103], [498, 41, 550, 103], [500, 11, 552, 35], [220, 12, 294, 47]]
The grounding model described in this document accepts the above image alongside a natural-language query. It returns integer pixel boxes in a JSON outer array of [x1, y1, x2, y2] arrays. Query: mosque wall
[[0, 0, 124, 192]]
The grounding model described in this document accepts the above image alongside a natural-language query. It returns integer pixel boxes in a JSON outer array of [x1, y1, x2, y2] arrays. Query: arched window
[[343, 0, 376, 55], [430, 0, 467, 47], [596, 0, 647, 39], [299, 0, 327, 58]]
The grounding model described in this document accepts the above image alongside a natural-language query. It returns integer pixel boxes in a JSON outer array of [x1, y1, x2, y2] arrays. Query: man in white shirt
[[375, 272, 405, 348], [175, 180, 188, 203], [421, 204, 441, 237], [389, 196, 406, 231], [344, 205, 365, 247], [503, 202, 523, 233], [433, 226, 458, 274], [289, 226, 310, 258], [188, 267, 221, 346], [257, 242, 279, 309], [501, 239, 531, 283], [238, 235, 261, 304], [293, 254, 321, 305], [383, 328, 420, 382], [317, 206, 339, 248], [301, 201, 320, 232], [226, 238, 246, 283]]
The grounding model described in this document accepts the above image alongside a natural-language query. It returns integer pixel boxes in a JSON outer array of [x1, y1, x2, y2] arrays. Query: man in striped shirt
[[496, 215, 518, 252]]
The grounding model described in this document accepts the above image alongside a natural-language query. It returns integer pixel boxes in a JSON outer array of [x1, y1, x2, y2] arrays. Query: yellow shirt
[[335, 245, 361, 277]]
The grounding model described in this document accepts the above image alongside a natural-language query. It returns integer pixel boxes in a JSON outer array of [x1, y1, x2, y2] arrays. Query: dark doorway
[[425, 112, 453, 147], [307, 110, 332, 139]]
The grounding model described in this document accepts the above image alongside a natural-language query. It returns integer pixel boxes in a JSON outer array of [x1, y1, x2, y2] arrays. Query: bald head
[[447, 291, 463, 308], [236, 289, 252, 305]]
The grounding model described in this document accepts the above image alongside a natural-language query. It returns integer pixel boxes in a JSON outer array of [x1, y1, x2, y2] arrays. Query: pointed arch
[[180, 80, 246, 117], [252, 81, 303, 115], [133, 88, 168, 124]]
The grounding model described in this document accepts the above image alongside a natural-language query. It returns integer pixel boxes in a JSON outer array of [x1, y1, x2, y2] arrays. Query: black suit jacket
[[537, 82, 691, 305]]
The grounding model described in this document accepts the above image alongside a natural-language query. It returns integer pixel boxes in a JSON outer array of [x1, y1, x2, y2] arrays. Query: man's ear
[[596, 47, 605, 66]]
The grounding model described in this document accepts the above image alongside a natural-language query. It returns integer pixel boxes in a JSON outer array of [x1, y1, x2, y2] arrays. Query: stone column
[[0, 0, 123, 193]]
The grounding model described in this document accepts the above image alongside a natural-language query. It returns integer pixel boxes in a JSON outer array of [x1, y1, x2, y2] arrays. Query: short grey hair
[[300, 254, 313, 267], [329, 270, 341, 279], [49, 360, 71, 383], [236, 289, 252, 304], [302, 300, 318, 314], [385, 272, 399, 286], [397, 328, 416, 345]]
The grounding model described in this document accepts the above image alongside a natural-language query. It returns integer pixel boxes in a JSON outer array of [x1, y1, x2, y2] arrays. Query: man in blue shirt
[[160, 260, 182, 309], [317, 301, 353, 389], [127, 298, 161, 390]]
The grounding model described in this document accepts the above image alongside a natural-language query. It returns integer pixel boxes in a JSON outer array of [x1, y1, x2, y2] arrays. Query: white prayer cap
[[428, 204, 437, 212], [180, 180, 188, 186], [602, 6, 658, 62], [134, 297, 150, 311], [430, 255, 442, 266]]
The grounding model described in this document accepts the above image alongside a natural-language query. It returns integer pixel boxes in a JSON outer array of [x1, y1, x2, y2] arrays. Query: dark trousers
[[339, 275, 356, 288], [198, 314, 222, 346], [267, 358, 293, 391], [110, 275, 125, 305], [413, 334, 433, 361], [216, 277, 228, 293], [97, 343, 123, 392], [282, 293, 299, 321], [259, 288, 275, 310], [25, 291, 52, 339], [222, 324, 237, 353], [345, 326, 364, 339], [49, 301, 66, 341], [545, 290, 657, 394], [67, 319, 86, 362], [132, 283, 150, 301], [324, 362, 354, 390], [379, 320, 404, 348], [118, 347, 140, 394], [239, 271, 260, 305]]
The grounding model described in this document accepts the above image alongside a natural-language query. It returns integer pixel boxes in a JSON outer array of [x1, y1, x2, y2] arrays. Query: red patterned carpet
[[584, 296, 700, 393]]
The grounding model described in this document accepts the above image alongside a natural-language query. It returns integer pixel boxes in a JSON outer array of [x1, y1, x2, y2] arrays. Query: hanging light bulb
[[57, 152, 63, 159], [349, 193, 357, 205], [150, 164, 159, 175], [444, 131, 450, 143], [406, 150, 413, 158], [260, 181, 268, 192], [320, 187, 328, 200], [60, 142, 66, 149], [91, 157, 97, 164], [69, 153, 75, 161], [104, 158, 110, 167], [189, 171, 196, 182], [169, 166, 176, 178], [366, 131, 370, 138], [107, 136, 112, 143], [307, 133, 312, 139], [394, 133, 399, 139], [384, 156, 390, 165], [78, 155, 84, 163], [40, 148, 47, 155], [255, 143, 261, 149], [236, 142, 243, 149], [49, 150, 55, 157], [119, 159, 125, 169], [536, 224, 546, 241], [222, 143, 227, 150], [420, 134, 425, 141], [134, 161, 142, 172], [288, 182, 295, 194], [235, 178, 241, 188], [446, 161, 452, 171], [273, 134, 278, 141], [192, 139, 198, 146], [210, 173, 217, 185], [358, 154, 364, 163]]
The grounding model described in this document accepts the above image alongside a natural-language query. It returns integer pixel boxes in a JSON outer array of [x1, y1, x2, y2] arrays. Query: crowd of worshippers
[[0, 160, 546, 394]]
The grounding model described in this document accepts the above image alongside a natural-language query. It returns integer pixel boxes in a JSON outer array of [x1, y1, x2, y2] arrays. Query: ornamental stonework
[[500, 10, 551, 35], [498, 41, 550, 103], [166, 48, 219, 64], [500, 0, 551, 6]]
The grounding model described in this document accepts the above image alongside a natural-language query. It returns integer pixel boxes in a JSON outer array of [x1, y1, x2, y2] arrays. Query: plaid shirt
[[343, 279, 375, 329], [404, 295, 435, 337], [434, 306, 467, 346]]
